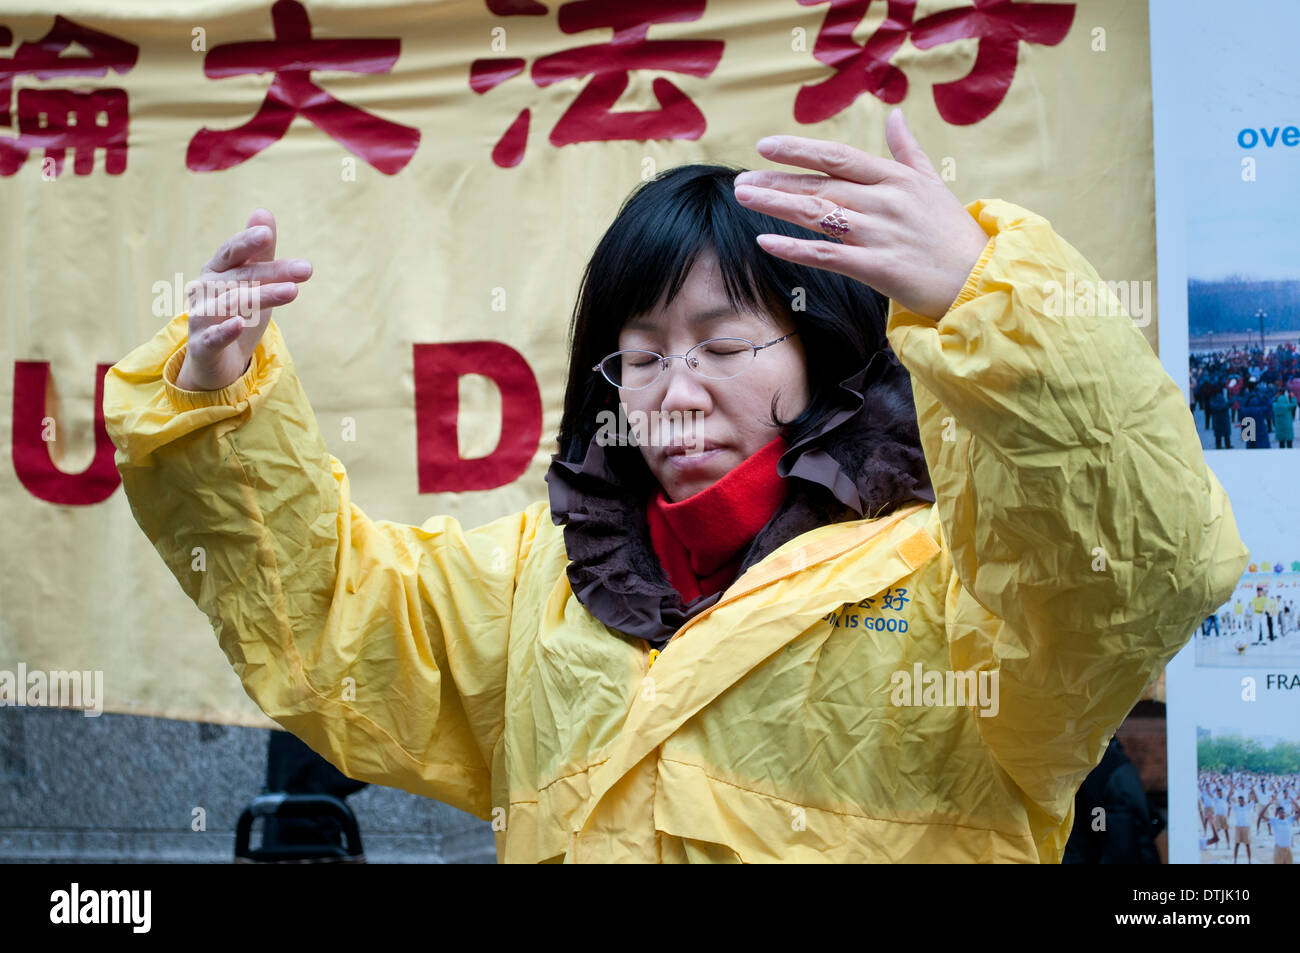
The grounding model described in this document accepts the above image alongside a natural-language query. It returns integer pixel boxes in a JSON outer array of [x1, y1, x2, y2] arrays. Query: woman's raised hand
[[733, 108, 990, 321], [175, 208, 313, 392]]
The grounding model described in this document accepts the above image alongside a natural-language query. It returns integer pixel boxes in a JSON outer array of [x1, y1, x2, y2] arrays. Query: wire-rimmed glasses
[[592, 332, 798, 390]]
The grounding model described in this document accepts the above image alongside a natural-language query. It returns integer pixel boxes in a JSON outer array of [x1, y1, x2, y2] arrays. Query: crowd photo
[[1188, 343, 1300, 450], [1196, 767, 1299, 864]]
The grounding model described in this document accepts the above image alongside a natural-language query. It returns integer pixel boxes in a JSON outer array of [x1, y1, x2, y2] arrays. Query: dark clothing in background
[[1209, 391, 1234, 449], [1063, 737, 1163, 864], [1241, 394, 1273, 448], [262, 730, 367, 851]]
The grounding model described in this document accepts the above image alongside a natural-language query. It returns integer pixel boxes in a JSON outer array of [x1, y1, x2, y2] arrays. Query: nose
[[655, 357, 713, 418]]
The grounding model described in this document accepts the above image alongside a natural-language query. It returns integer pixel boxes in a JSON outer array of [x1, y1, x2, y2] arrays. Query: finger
[[733, 169, 885, 208], [194, 281, 299, 326], [188, 259, 311, 311], [733, 170, 886, 218], [733, 184, 877, 244], [885, 108, 940, 180], [245, 208, 277, 263], [191, 274, 302, 319], [754, 232, 871, 285], [202, 225, 274, 275], [734, 169, 827, 193], [241, 210, 280, 331], [198, 315, 246, 352], [204, 258, 312, 287], [755, 134, 895, 185]]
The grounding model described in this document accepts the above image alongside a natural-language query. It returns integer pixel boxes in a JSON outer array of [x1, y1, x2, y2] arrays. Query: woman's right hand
[[175, 208, 313, 391]]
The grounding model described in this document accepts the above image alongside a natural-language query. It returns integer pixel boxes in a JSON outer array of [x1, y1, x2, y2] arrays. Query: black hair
[[557, 163, 894, 472]]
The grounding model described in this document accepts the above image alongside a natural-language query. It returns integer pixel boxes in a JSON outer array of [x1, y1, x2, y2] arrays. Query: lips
[[662, 443, 726, 473], [664, 440, 720, 457]]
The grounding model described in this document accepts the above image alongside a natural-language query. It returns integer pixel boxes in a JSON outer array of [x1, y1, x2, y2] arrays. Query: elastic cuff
[[946, 233, 997, 315], [163, 332, 260, 411]]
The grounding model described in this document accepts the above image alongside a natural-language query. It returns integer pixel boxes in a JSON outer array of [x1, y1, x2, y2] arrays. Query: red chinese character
[[187, 0, 419, 174], [796, 0, 1074, 126], [470, 0, 724, 168], [0, 16, 138, 177]]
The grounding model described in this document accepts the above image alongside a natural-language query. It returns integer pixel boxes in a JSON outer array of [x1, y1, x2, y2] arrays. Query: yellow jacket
[[103, 200, 1248, 862]]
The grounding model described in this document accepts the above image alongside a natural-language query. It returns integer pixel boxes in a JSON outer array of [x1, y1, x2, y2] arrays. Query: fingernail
[[756, 136, 779, 152], [252, 226, 271, 241], [734, 185, 756, 201], [290, 260, 311, 278], [734, 171, 755, 185]]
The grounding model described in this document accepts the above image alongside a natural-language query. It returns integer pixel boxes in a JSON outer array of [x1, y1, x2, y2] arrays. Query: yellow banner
[[0, 0, 1155, 726]]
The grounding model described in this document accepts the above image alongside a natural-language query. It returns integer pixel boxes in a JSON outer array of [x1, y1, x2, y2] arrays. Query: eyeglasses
[[592, 332, 798, 390]]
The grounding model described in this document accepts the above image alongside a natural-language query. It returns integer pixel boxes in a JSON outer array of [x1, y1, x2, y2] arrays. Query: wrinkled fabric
[[103, 199, 1249, 863]]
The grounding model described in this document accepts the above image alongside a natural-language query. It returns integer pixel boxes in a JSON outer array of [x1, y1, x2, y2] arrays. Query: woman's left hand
[[733, 108, 991, 321]]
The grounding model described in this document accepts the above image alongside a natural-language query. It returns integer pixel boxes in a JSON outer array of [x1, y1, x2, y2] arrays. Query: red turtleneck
[[646, 435, 789, 603]]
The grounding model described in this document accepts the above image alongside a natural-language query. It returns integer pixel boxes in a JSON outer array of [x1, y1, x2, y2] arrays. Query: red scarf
[[645, 436, 789, 603]]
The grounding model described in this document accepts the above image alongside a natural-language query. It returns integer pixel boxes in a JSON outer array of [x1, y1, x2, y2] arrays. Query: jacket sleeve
[[885, 200, 1250, 826], [104, 312, 543, 819]]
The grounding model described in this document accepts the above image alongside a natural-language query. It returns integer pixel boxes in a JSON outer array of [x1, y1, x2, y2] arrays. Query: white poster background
[[1151, 0, 1300, 864]]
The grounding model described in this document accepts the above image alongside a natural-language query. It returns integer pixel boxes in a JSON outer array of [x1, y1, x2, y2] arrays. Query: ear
[[885, 108, 940, 181]]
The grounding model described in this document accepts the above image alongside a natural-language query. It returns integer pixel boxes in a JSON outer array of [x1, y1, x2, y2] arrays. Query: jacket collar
[[545, 348, 935, 648]]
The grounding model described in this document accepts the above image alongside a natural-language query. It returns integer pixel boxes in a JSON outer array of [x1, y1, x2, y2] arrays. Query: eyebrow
[[624, 306, 755, 332]]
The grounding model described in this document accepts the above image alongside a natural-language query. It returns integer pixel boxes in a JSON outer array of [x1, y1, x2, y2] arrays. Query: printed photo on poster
[[1196, 725, 1299, 864], [1189, 287, 1300, 452], [1195, 565, 1300, 668]]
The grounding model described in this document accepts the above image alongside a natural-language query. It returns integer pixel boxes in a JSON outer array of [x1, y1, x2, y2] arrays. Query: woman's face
[[615, 247, 810, 501]]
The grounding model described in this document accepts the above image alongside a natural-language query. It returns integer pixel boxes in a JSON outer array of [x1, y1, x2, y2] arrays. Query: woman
[[1272, 386, 1297, 448], [105, 110, 1247, 863]]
